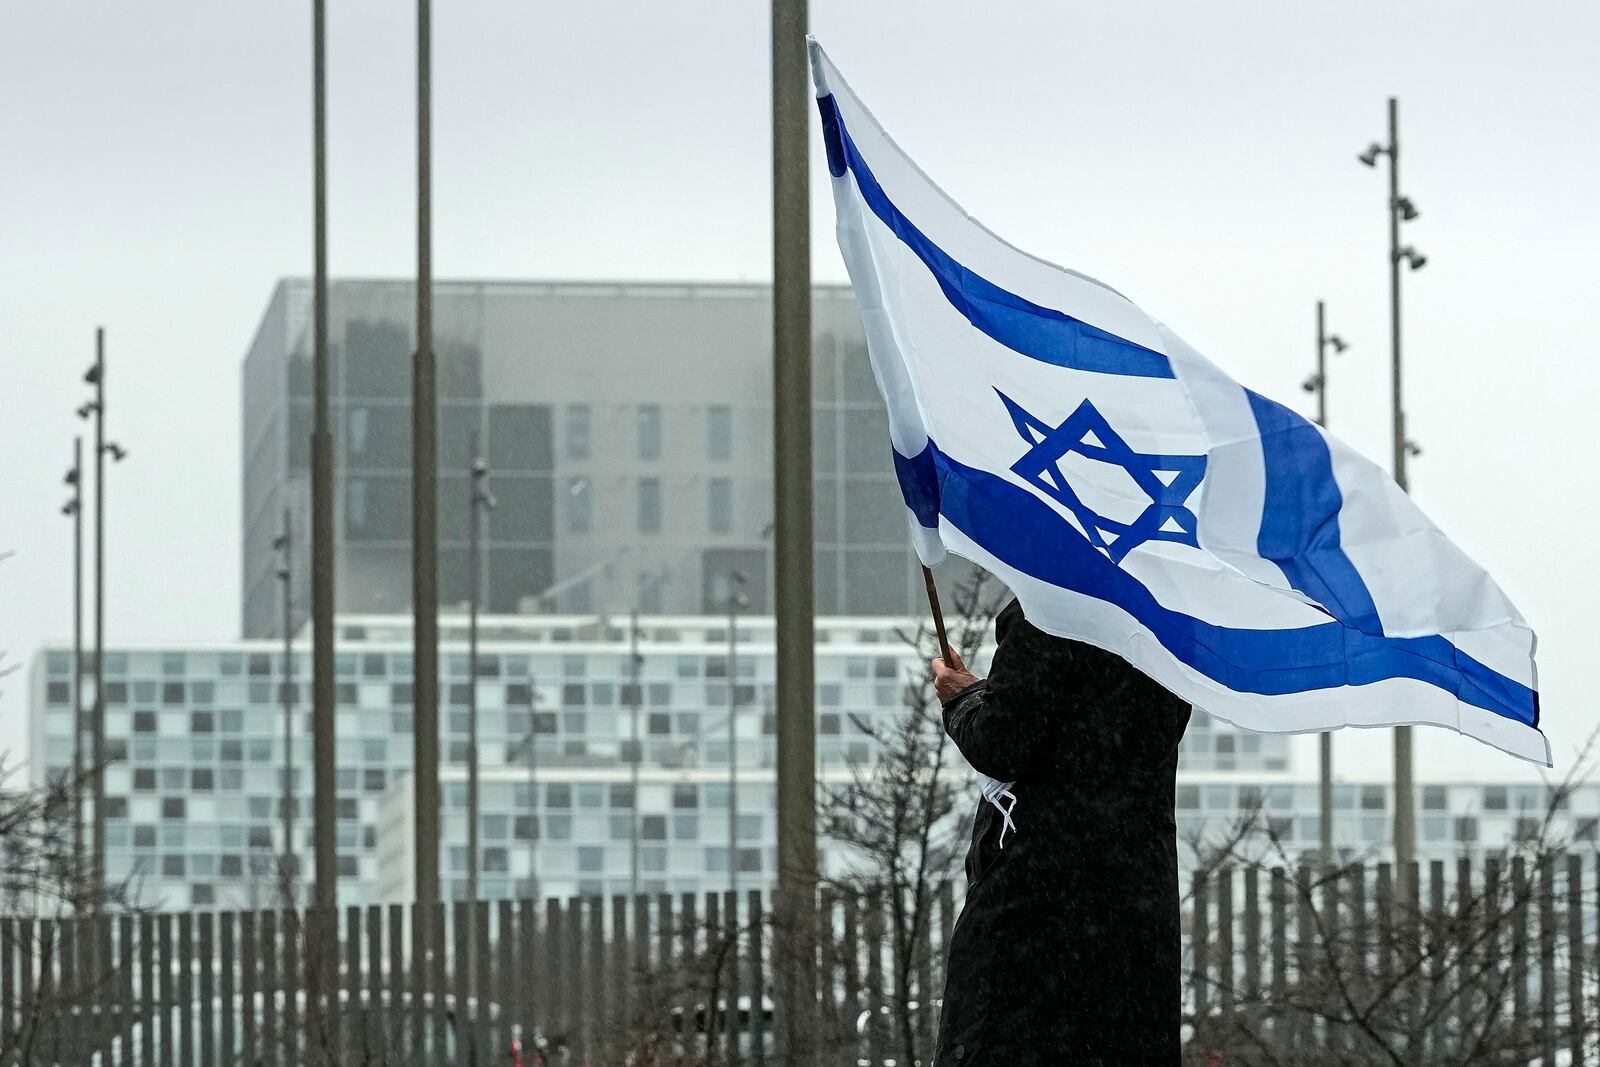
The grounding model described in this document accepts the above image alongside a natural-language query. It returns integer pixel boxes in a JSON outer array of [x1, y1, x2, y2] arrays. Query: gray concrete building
[[242, 279, 964, 639]]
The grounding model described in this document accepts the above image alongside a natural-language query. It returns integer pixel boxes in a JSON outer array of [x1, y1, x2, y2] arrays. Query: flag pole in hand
[[921, 564, 954, 668]]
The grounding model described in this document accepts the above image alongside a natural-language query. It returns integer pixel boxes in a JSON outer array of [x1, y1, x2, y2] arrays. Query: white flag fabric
[[809, 40, 1547, 765]]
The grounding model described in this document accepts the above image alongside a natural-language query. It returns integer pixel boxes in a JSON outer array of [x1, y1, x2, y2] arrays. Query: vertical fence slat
[[748, 889, 766, 1065], [448, 901, 468, 1067], [842, 892, 861, 1063], [1243, 866, 1261, 1003], [155, 913, 173, 1067], [239, 909, 256, 1067], [729, 891, 744, 1063], [218, 912, 235, 1066], [36, 918, 58, 1064], [282, 909, 299, 1066], [369, 903, 387, 1063], [177, 913, 194, 1067], [547, 897, 566, 1048], [58, 916, 76, 1065], [864, 887, 885, 1066], [198, 913, 215, 1067], [1540, 858, 1557, 1067], [1568, 855, 1584, 1067], [1218, 866, 1236, 1015], [570, 898, 588, 1061], [388, 903, 404, 1057], [1512, 856, 1530, 1048], [17, 918, 35, 1058], [430, 901, 448, 1062], [917, 889, 935, 1065], [816, 888, 837, 1053], [477, 899, 494, 1064], [260, 910, 277, 1067], [1193, 870, 1211, 1022], [0, 917, 12, 1053], [522, 897, 540, 1046], [1269, 868, 1287, 1044], [343, 905, 361, 1063], [501, 899, 520, 1060]]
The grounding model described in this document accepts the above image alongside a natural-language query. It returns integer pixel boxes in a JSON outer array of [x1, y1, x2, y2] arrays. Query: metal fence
[[0, 857, 1595, 1066]]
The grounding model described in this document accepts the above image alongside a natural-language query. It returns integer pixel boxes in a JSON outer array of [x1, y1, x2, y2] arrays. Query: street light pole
[[309, 0, 338, 916], [412, 0, 442, 909], [726, 572, 748, 902], [466, 443, 494, 902], [1361, 98, 1426, 869], [627, 610, 643, 898], [78, 327, 124, 909], [1303, 301, 1347, 865], [274, 510, 296, 902], [62, 440, 84, 900], [522, 682, 540, 901]]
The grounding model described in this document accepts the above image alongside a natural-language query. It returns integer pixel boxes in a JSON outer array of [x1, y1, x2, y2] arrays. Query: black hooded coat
[[933, 599, 1191, 1067]]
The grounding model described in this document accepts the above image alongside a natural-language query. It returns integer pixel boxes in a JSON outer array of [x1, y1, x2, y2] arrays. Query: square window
[[672, 784, 698, 809]]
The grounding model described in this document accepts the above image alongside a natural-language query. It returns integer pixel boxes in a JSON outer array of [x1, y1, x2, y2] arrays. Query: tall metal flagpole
[[310, 0, 338, 915], [772, 2, 816, 1061], [1386, 97, 1417, 871], [412, 0, 442, 908]]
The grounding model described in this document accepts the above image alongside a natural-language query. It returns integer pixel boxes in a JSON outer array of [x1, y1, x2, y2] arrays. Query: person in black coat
[[931, 598, 1191, 1067]]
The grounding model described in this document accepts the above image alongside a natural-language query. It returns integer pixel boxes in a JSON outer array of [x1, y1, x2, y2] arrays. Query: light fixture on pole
[[1302, 301, 1350, 865], [1359, 97, 1425, 869], [466, 445, 495, 903]]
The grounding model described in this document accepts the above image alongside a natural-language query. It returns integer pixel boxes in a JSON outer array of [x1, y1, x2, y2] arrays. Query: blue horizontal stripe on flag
[[817, 93, 1175, 380], [902, 438, 1538, 729]]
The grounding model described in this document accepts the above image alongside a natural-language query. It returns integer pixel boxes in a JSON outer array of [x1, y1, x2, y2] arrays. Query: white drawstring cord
[[978, 774, 1019, 848]]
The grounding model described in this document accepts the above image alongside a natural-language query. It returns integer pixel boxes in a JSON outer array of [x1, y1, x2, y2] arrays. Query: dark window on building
[[638, 478, 662, 533], [567, 477, 592, 534], [162, 855, 185, 877], [133, 769, 156, 791], [161, 798, 185, 820], [247, 827, 272, 849], [708, 478, 733, 534], [337, 683, 357, 706], [133, 711, 156, 734], [564, 404, 591, 460], [46, 682, 69, 705], [1484, 786, 1508, 811], [610, 785, 634, 809], [637, 405, 662, 461], [707, 405, 732, 461], [1422, 786, 1448, 811], [162, 682, 185, 705], [488, 404, 553, 471], [642, 815, 667, 840], [364, 770, 386, 792], [191, 711, 214, 734], [547, 784, 572, 808], [132, 825, 156, 848], [513, 815, 539, 841], [672, 784, 698, 809], [191, 769, 214, 791], [220, 855, 243, 877]]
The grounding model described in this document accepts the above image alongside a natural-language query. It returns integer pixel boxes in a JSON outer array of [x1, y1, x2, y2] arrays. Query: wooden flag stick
[[921, 564, 954, 668]]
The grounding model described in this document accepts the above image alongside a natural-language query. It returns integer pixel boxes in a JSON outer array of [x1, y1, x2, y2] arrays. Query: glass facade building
[[241, 280, 983, 639], [36, 615, 1590, 911]]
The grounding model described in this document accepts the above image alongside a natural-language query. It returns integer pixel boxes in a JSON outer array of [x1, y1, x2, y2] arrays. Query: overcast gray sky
[[3, 1, 1596, 783]]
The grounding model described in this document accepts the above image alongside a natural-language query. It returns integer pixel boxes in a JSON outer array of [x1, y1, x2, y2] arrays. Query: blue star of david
[[997, 390, 1206, 563]]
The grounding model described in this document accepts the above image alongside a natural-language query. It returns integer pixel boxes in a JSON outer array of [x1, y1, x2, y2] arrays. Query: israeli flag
[[809, 40, 1546, 765]]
